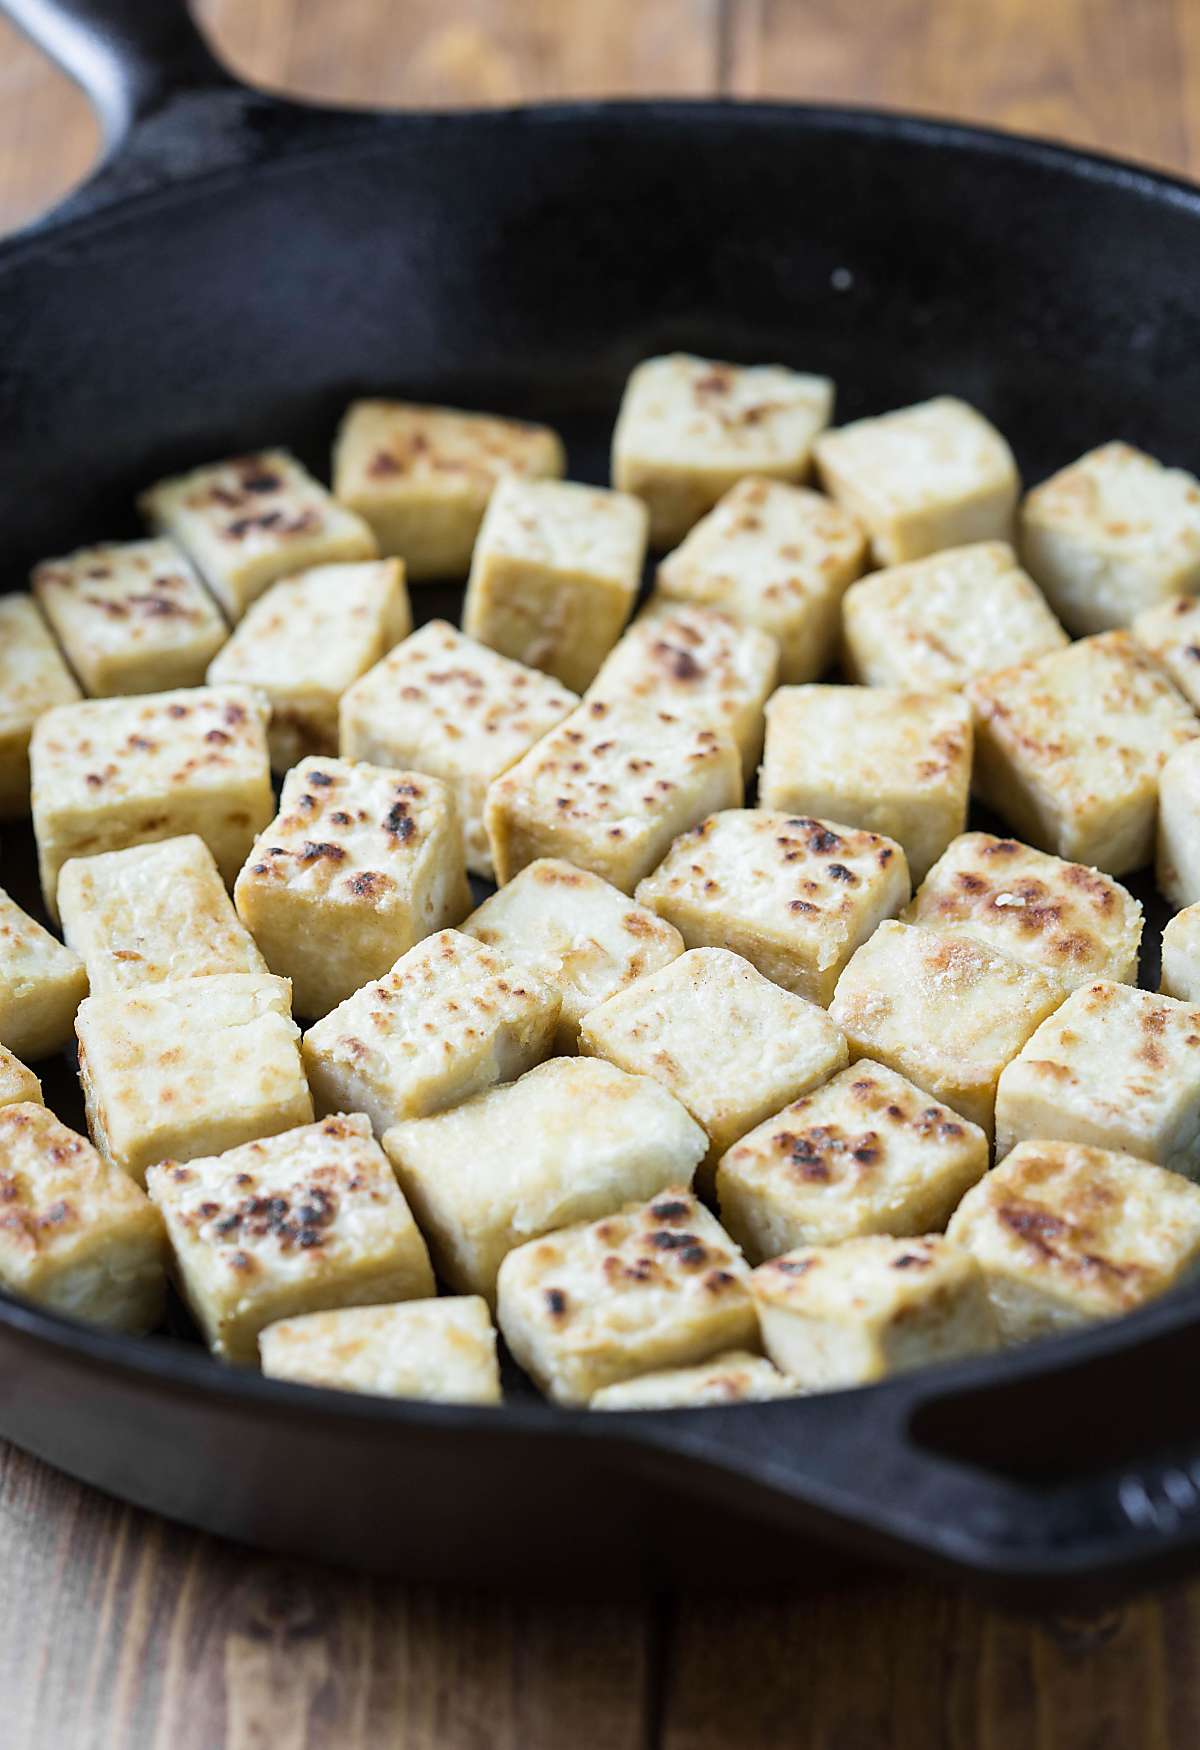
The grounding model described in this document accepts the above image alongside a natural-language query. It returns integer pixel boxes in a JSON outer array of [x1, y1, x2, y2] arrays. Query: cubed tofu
[[140, 449, 377, 621], [382, 1056, 708, 1302], [0, 886, 88, 1061], [485, 698, 742, 894], [207, 560, 411, 770], [0, 1103, 165, 1333], [1158, 740, 1200, 909], [842, 541, 1068, 690], [814, 397, 1019, 566], [590, 1351, 795, 1410], [1132, 594, 1200, 709], [759, 686, 971, 884], [946, 1139, 1200, 1343], [259, 1297, 501, 1404], [969, 632, 1199, 877], [1161, 903, 1200, 1003], [1020, 442, 1200, 635], [30, 685, 274, 919], [463, 477, 648, 691], [751, 1235, 996, 1390], [32, 538, 227, 697], [0, 1046, 42, 1110], [904, 833, 1143, 993], [994, 979, 1200, 1173], [58, 834, 266, 999], [635, 811, 909, 1004], [302, 929, 559, 1136], [828, 921, 1064, 1138], [0, 594, 81, 817], [147, 1113, 433, 1364], [611, 354, 835, 548], [653, 477, 867, 683], [76, 972, 313, 1186], [578, 947, 849, 1190], [716, 1060, 988, 1263], [339, 620, 578, 878], [461, 858, 684, 1050], [333, 400, 566, 579], [233, 758, 470, 1018], [496, 1190, 756, 1406]]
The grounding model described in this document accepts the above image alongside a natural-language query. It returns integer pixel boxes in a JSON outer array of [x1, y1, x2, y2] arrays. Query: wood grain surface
[[2, 2, 1200, 1744]]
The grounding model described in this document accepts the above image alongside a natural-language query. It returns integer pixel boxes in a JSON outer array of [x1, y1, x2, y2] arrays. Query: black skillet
[[4, 0, 1200, 1610]]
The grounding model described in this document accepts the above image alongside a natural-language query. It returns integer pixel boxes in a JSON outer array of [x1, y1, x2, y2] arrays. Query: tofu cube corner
[[0, 885, 88, 1062]]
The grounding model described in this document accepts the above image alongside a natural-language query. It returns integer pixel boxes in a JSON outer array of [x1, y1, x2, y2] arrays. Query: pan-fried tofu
[[461, 859, 684, 1050], [485, 698, 742, 893], [716, 1060, 988, 1263], [32, 538, 227, 697], [147, 1113, 433, 1364], [611, 353, 835, 548], [946, 1139, 1200, 1343], [1158, 740, 1200, 909], [207, 560, 411, 770], [759, 686, 971, 884], [634, 811, 909, 1003], [904, 833, 1143, 993], [0, 886, 87, 1062], [140, 449, 376, 621], [30, 685, 274, 919], [303, 929, 559, 1136], [814, 397, 1019, 566], [0, 594, 81, 817], [589, 1351, 795, 1410], [463, 477, 648, 691], [751, 1235, 997, 1390], [1020, 442, 1200, 635], [58, 834, 266, 1001], [1132, 594, 1200, 709], [1161, 904, 1200, 1003], [829, 921, 1064, 1137], [339, 620, 577, 878], [333, 400, 565, 580], [0, 1046, 41, 1110], [653, 478, 867, 683], [76, 972, 312, 1186], [497, 1190, 756, 1406], [382, 1056, 707, 1302], [259, 1297, 502, 1404], [842, 542, 1068, 690], [969, 632, 1199, 876]]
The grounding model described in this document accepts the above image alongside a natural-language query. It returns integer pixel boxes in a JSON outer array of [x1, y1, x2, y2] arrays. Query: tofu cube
[[333, 400, 565, 579], [829, 921, 1064, 1137], [0, 595, 81, 817], [1161, 903, 1200, 1003], [946, 1139, 1200, 1342], [654, 477, 867, 683], [339, 620, 578, 878], [635, 810, 909, 1003], [382, 1056, 708, 1302], [58, 835, 266, 999], [259, 1297, 501, 1404], [1132, 593, 1200, 709], [970, 632, 1199, 876], [716, 1060, 988, 1264], [147, 1113, 433, 1364], [30, 684, 275, 919], [611, 353, 835, 548], [842, 541, 1068, 690], [140, 449, 376, 621], [1158, 740, 1200, 910], [32, 537, 228, 697], [496, 1190, 756, 1406], [76, 972, 313, 1186], [0, 886, 88, 1061], [752, 1234, 996, 1390], [462, 858, 684, 1050], [207, 560, 411, 770], [589, 1351, 795, 1410], [759, 686, 971, 884], [0, 1046, 42, 1110], [1020, 442, 1200, 634], [814, 397, 1019, 566], [485, 698, 742, 893], [0, 1103, 166, 1333], [904, 833, 1143, 993]]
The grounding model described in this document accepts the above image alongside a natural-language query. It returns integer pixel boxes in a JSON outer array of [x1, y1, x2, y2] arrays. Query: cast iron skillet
[[5, 0, 1200, 1611]]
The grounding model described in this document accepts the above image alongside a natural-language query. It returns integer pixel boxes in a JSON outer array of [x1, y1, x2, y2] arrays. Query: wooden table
[[3, 2, 1200, 1743]]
